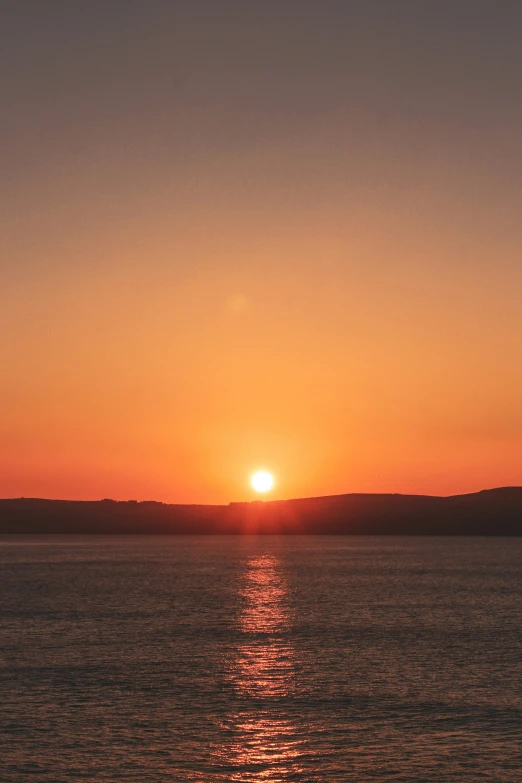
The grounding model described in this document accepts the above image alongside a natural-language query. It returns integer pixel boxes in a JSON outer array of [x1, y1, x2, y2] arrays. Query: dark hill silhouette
[[0, 487, 521, 534]]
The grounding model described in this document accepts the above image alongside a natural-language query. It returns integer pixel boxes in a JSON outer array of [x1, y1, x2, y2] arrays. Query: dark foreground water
[[0, 536, 520, 782]]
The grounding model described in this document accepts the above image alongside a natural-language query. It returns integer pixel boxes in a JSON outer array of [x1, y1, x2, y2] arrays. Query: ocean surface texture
[[1, 536, 520, 782]]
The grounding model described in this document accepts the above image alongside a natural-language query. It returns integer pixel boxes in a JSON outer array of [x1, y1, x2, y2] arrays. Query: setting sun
[[251, 471, 274, 494]]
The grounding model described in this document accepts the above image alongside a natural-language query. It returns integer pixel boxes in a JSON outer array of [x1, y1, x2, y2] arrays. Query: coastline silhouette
[[1, 487, 521, 535]]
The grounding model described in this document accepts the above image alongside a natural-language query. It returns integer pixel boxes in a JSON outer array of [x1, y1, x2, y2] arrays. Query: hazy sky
[[2, 1, 522, 502]]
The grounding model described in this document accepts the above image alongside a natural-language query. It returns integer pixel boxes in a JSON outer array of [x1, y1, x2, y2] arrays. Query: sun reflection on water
[[218, 553, 304, 781], [226, 715, 304, 783]]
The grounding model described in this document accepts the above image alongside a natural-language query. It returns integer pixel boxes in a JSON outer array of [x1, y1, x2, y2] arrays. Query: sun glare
[[251, 471, 274, 493]]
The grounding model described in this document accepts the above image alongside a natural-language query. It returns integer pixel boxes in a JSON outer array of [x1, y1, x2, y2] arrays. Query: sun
[[251, 471, 274, 493]]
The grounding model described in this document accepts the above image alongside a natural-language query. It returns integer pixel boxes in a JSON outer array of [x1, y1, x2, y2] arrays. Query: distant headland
[[0, 488, 521, 535]]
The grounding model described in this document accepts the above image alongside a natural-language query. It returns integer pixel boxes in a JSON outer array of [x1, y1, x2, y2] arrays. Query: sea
[[0, 535, 520, 782]]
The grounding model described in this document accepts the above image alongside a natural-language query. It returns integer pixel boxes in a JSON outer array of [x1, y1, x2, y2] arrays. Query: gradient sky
[[2, 1, 522, 502]]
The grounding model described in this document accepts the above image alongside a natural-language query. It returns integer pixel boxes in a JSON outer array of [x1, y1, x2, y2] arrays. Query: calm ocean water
[[0, 535, 520, 782]]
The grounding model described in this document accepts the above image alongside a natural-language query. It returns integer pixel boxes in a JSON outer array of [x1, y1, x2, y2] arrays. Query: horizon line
[[2, 486, 521, 506]]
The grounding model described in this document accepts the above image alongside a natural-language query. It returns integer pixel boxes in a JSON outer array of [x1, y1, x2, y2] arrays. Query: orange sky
[[2, 3, 522, 502]]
